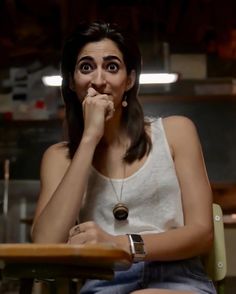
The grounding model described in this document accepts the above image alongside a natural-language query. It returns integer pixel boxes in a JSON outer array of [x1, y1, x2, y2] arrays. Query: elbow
[[30, 222, 45, 243], [30, 224, 37, 243], [31, 225, 45, 243], [30, 218, 45, 243]]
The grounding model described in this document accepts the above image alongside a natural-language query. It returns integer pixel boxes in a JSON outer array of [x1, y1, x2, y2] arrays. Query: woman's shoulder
[[148, 115, 197, 134], [44, 141, 68, 154], [161, 115, 199, 150], [42, 141, 70, 165], [162, 115, 197, 133]]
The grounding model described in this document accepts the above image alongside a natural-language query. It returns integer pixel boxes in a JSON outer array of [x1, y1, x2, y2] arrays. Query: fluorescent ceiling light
[[42, 73, 178, 87], [42, 75, 62, 86], [139, 73, 178, 84]]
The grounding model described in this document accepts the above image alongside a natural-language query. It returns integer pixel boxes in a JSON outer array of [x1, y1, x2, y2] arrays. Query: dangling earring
[[122, 95, 128, 107]]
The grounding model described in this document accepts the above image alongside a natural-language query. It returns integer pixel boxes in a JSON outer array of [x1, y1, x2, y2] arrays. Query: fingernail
[[87, 87, 96, 96]]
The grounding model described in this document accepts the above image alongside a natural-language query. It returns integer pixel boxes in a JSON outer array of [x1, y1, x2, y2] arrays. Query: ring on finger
[[71, 225, 81, 236]]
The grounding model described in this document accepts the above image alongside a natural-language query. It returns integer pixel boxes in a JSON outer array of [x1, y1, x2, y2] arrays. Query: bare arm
[[141, 116, 214, 260], [31, 88, 114, 243], [31, 137, 97, 243]]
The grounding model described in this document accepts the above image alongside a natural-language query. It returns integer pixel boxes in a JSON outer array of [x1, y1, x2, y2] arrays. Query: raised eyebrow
[[76, 55, 122, 66], [76, 56, 93, 64], [103, 55, 122, 63]]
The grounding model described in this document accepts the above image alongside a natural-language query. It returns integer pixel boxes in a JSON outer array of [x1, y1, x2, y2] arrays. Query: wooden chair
[[204, 203, 227, 293]]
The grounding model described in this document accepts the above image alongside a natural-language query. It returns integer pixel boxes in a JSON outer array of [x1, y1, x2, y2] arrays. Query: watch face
[[131, 234, 143, 243], [135, 243, 144, 253], [128, 234, 146, 262]]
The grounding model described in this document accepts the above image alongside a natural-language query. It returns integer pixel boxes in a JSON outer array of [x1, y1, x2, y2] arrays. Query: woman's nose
[[91, 70, 106, 88]]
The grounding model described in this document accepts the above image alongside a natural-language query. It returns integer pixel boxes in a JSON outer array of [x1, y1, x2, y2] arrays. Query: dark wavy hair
[[61, 21, 151, 163]]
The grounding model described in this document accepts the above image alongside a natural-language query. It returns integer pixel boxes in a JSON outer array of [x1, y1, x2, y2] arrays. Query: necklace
[[108, 163, 129, 221]]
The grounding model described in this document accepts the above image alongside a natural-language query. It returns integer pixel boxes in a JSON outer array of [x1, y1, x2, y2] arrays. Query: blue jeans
[[80, 257, 216, 294]]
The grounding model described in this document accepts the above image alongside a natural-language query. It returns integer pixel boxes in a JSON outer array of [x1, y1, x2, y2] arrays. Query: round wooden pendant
[[113, 203, 129, 221]]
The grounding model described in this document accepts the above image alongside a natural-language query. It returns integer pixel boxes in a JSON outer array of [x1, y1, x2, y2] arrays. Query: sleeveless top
[[79, 117, 184, 235]]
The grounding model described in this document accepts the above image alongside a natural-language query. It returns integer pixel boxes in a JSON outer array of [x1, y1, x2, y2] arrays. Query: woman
[[31, 21, 216, 293]]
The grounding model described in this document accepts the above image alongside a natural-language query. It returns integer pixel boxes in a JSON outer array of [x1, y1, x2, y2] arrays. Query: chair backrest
[[204, 203, 227, 282]]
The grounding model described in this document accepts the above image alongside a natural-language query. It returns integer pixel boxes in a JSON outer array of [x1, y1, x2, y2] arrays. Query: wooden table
[[0, 243, 132, 294]]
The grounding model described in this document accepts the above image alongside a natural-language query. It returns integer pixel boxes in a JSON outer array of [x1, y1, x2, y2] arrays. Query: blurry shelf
[[212, 183, 236, 215], [0, 119, 63, 127], [140, 94, 236, 103]]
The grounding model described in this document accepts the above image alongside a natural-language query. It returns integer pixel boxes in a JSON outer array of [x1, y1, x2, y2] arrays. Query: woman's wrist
[[113, 235, 131, 254], [80, 134, 101, 146]]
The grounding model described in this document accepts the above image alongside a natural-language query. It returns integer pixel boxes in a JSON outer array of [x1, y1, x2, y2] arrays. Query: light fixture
[[139, 73, 178, 84], [42, 75, 62, 87], [42, 73, 178, 87]]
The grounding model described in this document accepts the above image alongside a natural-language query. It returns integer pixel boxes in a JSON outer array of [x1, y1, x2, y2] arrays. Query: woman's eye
[[107, 63, 119, 72], [79, 63, 93, 73]]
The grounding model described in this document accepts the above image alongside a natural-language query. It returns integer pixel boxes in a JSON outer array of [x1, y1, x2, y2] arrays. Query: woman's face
[[71, 38, 135, 109]]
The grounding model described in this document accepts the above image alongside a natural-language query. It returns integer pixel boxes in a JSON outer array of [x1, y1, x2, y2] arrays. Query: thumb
[[87, 87, 97, 97]]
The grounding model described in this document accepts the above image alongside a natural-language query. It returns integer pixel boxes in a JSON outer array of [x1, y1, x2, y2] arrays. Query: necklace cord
[[108, 163, 126, 203], [104, 144, 129, 221]]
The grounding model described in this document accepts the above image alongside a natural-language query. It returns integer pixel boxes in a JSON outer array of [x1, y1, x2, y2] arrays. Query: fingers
[[68, 222, 93, 244], [85, 87, 113, 106], [82, 96, 114, 119], [69, 224, 81, 238], [69, 222, 92, 239], [68, 224, 85, 244], [68, 232, 86, 244], [68, 221, 107, 244], [87, 87, 97, 97], [105, 101, 115, 121], [83, 89, 115, 120]]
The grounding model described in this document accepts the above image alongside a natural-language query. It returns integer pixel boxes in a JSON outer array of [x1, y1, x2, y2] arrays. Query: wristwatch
[[127, 234, 146, 262]]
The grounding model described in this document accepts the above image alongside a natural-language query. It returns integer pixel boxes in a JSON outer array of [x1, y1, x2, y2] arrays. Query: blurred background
[[0, 0, 236, 292]]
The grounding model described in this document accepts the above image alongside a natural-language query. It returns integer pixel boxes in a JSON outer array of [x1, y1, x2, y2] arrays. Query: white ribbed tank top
[[79, 117, 184, 235]]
